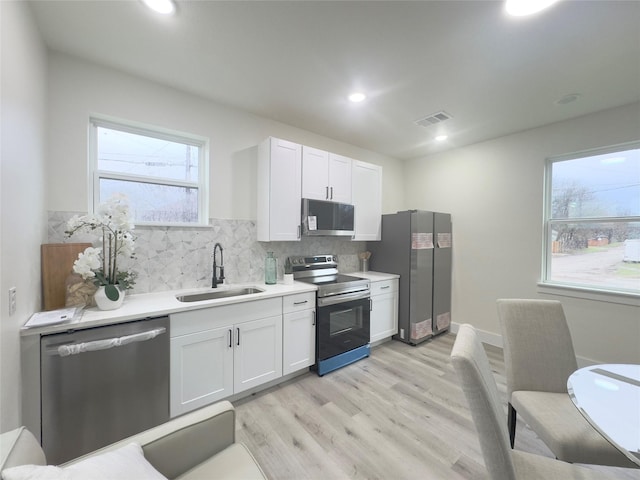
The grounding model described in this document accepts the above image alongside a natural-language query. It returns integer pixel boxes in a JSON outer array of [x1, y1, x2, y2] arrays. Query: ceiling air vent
[[414, 111, 453, 128]]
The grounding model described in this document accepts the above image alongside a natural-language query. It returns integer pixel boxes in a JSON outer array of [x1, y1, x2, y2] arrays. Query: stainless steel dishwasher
[[40, 316, 170, 464]]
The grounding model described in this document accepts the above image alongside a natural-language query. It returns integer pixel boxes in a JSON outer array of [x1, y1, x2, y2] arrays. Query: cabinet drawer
[[283, 292, 315, 313], [370, 279, 398, 296]]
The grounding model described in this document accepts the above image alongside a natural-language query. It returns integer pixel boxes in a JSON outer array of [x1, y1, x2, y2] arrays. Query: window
[[542, 142, 640, 296], [90, 117, 209, 225]]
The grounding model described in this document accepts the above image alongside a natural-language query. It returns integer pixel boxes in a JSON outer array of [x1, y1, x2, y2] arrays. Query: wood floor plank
[[235, 333, 640, 479]]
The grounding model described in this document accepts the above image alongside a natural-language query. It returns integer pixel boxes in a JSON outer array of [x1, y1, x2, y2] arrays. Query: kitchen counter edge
[[351, 271, 400, 281], [21, 282, 317, 337]]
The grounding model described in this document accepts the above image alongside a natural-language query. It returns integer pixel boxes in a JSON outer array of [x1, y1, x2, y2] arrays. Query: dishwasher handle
[[55, 327, 167, 357]]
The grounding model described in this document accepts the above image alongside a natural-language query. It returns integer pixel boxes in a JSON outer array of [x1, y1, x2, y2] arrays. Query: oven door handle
[[317, 290, 370, 307]]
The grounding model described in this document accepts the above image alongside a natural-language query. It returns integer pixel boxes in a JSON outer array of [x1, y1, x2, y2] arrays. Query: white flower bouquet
[[66, 194, 137, 301]]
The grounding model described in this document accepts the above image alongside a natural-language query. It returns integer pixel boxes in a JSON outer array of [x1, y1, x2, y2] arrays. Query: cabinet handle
[[293, 300, 308, 305], [236, 327, 240, 346], [325, 186, 329, 200], [380, 285, 390, 290], [297, 225, 301, 239], [228, 329, 232, 348], [369, 299, 373, 311], [312, 311, 316, 325], [330, 186, 333, 200]]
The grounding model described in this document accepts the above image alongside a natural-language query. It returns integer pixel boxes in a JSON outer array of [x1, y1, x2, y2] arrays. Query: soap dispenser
[[265, 251, 277, 285]]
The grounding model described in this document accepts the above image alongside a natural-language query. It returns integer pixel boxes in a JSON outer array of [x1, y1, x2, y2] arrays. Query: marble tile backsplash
[[48, 212, 366, 294]]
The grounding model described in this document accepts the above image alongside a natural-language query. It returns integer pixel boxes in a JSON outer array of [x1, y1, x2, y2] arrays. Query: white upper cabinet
[[301, 146, 329, 200], [328, 153, 353, 203], [257, 137, 302, 241], [352, 160, 382, 241], [302, 146, 352, 203]]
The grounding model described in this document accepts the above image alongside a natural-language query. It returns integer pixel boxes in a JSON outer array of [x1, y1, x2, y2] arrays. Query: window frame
[[541, 140, 640, 300], [89, 116, 210, 227]]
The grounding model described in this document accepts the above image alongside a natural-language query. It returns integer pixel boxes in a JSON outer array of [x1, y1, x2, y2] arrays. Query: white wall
[[47, 52, 405, 218], [0, 1, 48, 431], [404, 102, 640, 364]]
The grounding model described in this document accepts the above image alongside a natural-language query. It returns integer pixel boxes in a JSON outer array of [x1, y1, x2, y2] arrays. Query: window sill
[[537, 283, 640, 307]]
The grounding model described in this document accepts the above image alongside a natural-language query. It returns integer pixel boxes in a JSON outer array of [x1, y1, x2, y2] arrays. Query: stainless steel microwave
[[301, 198, 355, 237]]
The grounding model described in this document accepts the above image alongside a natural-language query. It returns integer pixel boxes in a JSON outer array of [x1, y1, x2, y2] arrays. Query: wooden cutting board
[[41, 243, 92, 311]]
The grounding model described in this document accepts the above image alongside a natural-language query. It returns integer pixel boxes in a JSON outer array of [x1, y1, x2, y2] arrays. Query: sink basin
[[176, 287, 264, 303]]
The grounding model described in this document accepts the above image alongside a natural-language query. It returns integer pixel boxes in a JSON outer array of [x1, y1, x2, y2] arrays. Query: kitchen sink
[[176, 287, 265, 303]]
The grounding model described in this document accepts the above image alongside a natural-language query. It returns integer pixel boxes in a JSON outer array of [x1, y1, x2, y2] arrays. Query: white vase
[[94, 285, 125, 311]]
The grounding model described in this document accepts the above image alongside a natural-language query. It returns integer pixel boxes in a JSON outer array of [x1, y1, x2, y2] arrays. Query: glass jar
[[265, 251, 277, 285]]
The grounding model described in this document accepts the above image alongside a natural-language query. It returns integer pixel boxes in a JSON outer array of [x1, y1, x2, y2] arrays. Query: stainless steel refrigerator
[[368, 210, 452, 345]]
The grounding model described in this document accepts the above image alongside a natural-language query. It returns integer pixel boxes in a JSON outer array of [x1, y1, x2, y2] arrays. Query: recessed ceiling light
[[348, 92, 367, 103], [435, 135, 448, 142], [141, 0, 176, 15], [505, 0, 558, 16]]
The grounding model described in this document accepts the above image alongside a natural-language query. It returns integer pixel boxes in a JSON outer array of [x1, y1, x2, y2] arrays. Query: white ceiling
[[27, 0, 640, 160]]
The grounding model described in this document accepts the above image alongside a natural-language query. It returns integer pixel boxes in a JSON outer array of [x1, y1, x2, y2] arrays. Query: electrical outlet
[[9, 287, 16, 316]]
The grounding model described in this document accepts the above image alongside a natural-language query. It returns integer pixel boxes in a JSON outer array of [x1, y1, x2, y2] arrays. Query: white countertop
[[22, 271, 398, 337], [21, 281, 317, 337], [350, 271, 400, 281]]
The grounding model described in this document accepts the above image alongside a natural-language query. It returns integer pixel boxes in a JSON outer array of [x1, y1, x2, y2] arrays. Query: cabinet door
[[258, 137, 302, 241], [170, 326, 233, 417], [370, 291, 399, 343], [302, 146, 330, 200], [283, 309, 316, 375], [352, 160, 382, 241], [234, 315, 283, 394], [328, 153, 352, 203]]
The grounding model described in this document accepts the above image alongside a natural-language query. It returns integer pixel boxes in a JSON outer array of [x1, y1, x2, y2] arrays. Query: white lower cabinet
[[170, 298, 282, 417], [282, 292, 316, 375], [234, 315, 282, 393], [170, 325, 233, 417], [370, 279, 399, 343]]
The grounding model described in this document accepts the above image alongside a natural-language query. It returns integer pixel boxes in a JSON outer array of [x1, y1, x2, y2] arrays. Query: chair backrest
[[497, 299, 578, 397], [451, 324, 517, 480]]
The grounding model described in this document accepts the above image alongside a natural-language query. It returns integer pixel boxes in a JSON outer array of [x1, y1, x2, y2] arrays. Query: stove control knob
[[332, 256, 337, 262]]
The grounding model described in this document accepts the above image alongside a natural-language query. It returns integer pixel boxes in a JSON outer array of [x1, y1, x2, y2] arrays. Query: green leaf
[[105, 284, 120, 301]]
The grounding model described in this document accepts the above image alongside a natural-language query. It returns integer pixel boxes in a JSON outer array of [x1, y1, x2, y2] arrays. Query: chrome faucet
[[212, 243, 225, 288]]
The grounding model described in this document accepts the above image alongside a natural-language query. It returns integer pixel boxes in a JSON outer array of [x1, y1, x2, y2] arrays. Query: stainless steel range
[[289, 255, 371, 376]]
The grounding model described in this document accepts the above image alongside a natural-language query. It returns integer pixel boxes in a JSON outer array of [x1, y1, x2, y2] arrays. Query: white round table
[[568, 363, 640, 467]]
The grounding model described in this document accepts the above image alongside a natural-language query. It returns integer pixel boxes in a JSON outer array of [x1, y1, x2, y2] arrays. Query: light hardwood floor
[[234, 333, 639, 479]]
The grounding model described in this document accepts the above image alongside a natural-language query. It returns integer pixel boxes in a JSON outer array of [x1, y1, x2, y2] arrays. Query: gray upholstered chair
[[497, 298, 637, 468], [450, 323, 618, 480]]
